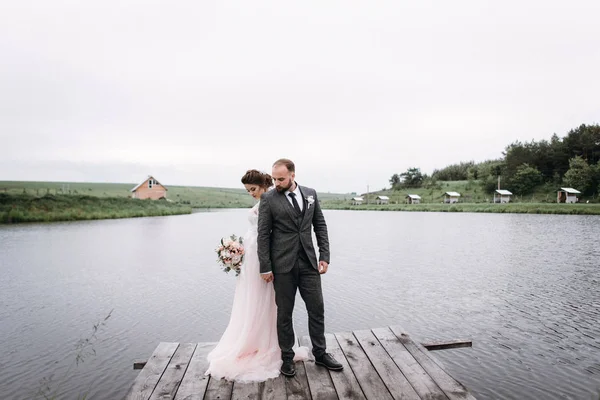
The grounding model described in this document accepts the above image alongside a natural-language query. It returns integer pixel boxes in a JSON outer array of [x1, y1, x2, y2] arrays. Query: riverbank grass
[[0, 194, 192, 223], [323, 202, 600, 215]]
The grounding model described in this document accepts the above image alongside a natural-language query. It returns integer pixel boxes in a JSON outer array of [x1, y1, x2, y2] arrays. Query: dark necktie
[[288, 192, 302, 214]]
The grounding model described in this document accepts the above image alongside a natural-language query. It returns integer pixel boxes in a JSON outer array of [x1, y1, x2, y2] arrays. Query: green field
[[2, 180, 599, 222], [325, 180, 599, 206], [0, 180, 349, 209], [0, 181, 349, 223], [0, 180, 256, 208], [322, 180, 600, 215]]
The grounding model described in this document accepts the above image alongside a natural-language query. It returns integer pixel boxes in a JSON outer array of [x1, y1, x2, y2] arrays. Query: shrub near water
[[0, 194, 192, 223]]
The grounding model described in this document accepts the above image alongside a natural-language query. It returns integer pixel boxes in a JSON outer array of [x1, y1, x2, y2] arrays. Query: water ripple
[[1, 211, 599, 399]]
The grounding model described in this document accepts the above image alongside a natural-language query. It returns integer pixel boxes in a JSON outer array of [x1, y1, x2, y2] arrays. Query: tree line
[[389, 124, 600, 196]]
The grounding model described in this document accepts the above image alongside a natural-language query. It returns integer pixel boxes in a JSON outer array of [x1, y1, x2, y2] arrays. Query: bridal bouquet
[[216, 234, 245, 276]]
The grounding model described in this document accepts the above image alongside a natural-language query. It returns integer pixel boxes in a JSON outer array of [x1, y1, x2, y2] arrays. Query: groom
[[257, 158, 343, 377]]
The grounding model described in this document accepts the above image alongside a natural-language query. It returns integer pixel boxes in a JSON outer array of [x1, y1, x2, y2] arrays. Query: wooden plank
[[279, 337, 311, 400], [335, 332, 393, 400], [300, 335, 338, 400], [125, 342, 179, 400], [389, 327, 452, 374], [134, 361, 147, 370], [372, 328, 448, 400], [352, 330, 420, 400], [285, 357, 312, 400], [128, 328, 477, 400], [204, 377, 234, 400], [324, 333, 365, 400], [261, 375, 287, 400], [388, 326, 476, 400], [421, 340, 472, 351], [231, 381, 261, 399], [150, 342, 197, 400], [175, 342, 216, 400]]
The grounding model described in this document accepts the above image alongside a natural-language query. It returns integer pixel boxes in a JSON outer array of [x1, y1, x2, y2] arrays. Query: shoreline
[[321, 203, 600, 215], [3, 193, 600, 224], [0, 194, 192, 224]]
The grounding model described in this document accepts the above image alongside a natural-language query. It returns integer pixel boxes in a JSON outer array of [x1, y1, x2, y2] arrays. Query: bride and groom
[[205, 158, 342, 382]]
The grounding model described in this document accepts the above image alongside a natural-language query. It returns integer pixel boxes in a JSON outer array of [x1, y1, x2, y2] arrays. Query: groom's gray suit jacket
[[257, 185, 330, 274]]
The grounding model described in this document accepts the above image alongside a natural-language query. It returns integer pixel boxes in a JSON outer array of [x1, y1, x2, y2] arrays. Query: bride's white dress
[[205, 202, 309, 382]]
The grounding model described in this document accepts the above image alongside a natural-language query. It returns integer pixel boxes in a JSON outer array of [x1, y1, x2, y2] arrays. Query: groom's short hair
[[273, 158, 295, 172]]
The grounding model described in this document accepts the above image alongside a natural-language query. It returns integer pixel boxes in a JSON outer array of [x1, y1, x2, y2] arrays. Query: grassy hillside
[[4, 180, 596, 218], [322, 180, 598, 206], [0, 181, 348, 209]]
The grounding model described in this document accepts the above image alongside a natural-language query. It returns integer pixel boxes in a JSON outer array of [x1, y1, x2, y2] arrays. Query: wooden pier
[[125, 325, 476, 399]]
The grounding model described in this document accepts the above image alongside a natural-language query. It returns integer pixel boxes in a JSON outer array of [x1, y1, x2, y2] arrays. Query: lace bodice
[[248, 202, 259, 228]]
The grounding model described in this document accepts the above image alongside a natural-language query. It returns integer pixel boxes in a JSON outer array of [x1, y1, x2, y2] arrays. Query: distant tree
[[389, 174, 401, 189], [511, 164, 543, 195], [503, 141, 544, 180], [595, 162, 600, 195], [467, 166, 478, 181], [563, 156, 593, 194], [548, 133, 570, 180], [503, 138, 571, 182], [563, 124, 600, 165], [392, 123, 600, 195], [400, 167, 424, 188], [422, 175, 441, 190], [432, 161, 474, 181], [503, 125, 600, 183], [476, 159, 505, 193]]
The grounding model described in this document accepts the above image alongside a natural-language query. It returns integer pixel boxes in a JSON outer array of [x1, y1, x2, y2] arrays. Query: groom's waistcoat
[[257, 185, 330, 274]]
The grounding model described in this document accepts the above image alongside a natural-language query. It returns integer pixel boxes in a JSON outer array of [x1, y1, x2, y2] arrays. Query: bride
[[205, 169, 309, 382]]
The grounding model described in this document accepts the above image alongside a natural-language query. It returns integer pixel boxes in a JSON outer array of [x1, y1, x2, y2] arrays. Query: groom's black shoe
[[280, 360, 296, 377], [315, 353, 343, 371]]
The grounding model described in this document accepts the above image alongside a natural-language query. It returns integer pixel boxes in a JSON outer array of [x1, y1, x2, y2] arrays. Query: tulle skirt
[[205, 228, 309, 382]]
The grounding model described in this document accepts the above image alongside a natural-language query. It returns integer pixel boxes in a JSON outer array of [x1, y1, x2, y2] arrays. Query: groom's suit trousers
[[273, 247, 326, 362]]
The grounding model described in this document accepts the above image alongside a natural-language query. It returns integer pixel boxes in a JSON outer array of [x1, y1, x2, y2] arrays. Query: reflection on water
[[0, 210, 599, 399]]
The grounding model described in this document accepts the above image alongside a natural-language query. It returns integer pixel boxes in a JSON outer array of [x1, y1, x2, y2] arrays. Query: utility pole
[[366, 185, 369, 204]]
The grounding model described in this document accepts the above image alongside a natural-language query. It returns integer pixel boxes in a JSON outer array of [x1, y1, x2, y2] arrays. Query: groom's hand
[[261, 272, 274, 283], [318, 261, 328, 274]]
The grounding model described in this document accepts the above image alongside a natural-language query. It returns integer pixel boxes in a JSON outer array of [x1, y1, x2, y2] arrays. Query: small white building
[[493, 189, 513, 204], [376, 195, 389, 205], [557, 188, 581, 203], [351, 197, 364, 205], [443, 192, 461, 204], [406, 194, 421, 204]]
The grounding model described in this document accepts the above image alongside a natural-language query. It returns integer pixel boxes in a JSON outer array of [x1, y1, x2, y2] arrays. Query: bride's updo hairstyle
[[241, 169, 274, 189]]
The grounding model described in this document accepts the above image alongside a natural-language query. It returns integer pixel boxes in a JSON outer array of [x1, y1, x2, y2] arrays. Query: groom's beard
[[277, 180, 294, 193]]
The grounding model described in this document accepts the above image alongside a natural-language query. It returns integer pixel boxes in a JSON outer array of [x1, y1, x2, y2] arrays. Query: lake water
[[1, 209, 599, 399]]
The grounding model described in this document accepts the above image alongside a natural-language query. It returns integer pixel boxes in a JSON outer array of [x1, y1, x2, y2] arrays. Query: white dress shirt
[[284, 183, 303, 212]]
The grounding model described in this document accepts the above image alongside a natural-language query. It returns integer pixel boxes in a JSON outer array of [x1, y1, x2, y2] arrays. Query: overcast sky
[[1, 1, 599, 193]]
